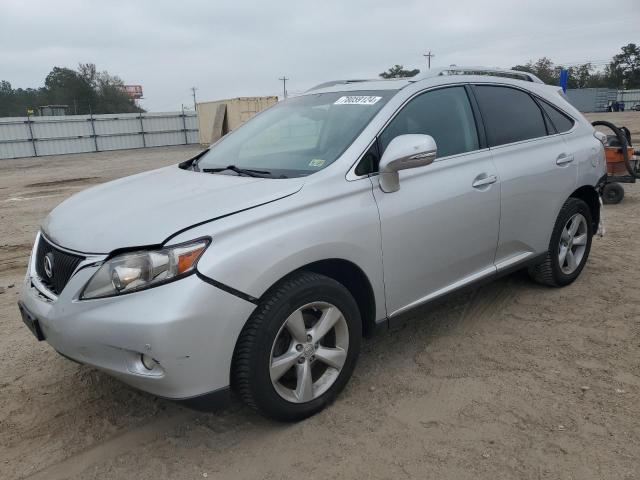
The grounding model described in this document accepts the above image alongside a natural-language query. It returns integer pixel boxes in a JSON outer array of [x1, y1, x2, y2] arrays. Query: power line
[[556, 59, 610, 66], [556, 61, 611, 69], [519, 57, 612, 68], [190, 86, 198, 110], [423, 51, 435, 69], [278, 76, 289, 99]]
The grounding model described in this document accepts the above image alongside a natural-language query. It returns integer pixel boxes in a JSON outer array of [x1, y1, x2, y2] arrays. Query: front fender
[[170, 177, 387, 322]]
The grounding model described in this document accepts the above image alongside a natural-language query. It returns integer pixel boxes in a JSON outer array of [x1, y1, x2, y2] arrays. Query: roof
[[304, 66, 545, 95], [305, 78, 412, 94], [416, 66, 543, 83]]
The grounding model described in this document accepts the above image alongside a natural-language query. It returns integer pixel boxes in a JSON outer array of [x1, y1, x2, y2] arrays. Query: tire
[[602, 183, 624, 204], [528, 197, 593, 287], [232, 271, 362, 421]]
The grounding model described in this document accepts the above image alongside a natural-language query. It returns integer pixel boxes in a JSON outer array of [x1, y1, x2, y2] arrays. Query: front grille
[[35, 235, 85, 295]]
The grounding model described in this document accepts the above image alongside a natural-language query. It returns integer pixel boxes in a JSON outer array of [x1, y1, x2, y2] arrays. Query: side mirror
[[378, 134, 437, 192]]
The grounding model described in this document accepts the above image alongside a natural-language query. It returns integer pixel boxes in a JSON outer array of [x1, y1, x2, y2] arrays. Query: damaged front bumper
[[19, 238, 256, 401]]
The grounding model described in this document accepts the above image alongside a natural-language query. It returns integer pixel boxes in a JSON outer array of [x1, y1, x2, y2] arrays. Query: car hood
[[43, 165, 304, 253]]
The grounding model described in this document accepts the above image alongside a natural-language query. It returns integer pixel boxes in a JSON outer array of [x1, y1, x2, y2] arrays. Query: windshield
[[195, 90, 396, 178]]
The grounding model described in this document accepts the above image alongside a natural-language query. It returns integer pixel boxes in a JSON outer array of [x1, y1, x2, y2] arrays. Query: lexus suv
[[19, 67, 606, 421]]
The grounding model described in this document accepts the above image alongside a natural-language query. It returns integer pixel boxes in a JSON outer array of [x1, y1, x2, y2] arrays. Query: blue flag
[[559, 68, 568, 92]]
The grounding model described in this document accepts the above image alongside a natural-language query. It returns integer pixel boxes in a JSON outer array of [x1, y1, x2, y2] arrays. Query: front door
[[370, 86, 501, 317]]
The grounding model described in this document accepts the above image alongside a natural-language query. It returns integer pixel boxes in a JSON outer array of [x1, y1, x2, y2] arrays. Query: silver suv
[[19, 67, 606, 421]]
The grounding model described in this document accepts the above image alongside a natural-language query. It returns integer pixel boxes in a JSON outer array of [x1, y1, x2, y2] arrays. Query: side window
[[354, 141, 380, 176], [473, 85, 547, 147], [539, 99, 575, 134], [542, 111, 556, 134], [378, 86, 479, 160]]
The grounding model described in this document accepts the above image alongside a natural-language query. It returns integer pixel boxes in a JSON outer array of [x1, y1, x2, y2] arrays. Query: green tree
[[569, 63, 594, 88], [512, 44, 640, 89], [0, 81, 14, 116], [379, 64, 420, 79], [44, 66, 96, 112], [607, 43, 640, 88], [513, 57, 557, 84], [0, 63, 143, 117]]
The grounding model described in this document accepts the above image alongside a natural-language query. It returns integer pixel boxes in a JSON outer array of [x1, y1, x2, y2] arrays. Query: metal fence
[[565, 88, 617, 113], [619, 89, 640, 110], [0, 110, 199, 160], [565, 88, 640, 113]]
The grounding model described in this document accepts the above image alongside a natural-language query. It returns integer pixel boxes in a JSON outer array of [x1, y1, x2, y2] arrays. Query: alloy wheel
[[558, 213, 588, 275], [269, 302, 349, 403]]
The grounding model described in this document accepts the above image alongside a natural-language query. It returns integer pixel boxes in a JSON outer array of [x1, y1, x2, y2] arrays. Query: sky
[[1, 0, 638, 112]]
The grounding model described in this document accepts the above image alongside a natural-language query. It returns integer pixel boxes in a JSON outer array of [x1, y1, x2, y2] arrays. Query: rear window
[[539, 100, 575, 134], [473, 85, 547, 147]]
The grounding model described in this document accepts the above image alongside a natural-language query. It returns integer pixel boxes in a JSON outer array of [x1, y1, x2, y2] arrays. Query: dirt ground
[[1, 113, 640, 480], [585, 111, 640, 138]]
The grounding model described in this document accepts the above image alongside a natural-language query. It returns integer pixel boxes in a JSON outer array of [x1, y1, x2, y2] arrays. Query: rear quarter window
[[539, 100, 575, 134], [473, 85, 547, 147]]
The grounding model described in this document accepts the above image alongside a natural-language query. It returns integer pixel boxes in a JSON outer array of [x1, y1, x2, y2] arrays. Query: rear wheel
[[232, 271, 361, 421], [529, 197, 593, 287]]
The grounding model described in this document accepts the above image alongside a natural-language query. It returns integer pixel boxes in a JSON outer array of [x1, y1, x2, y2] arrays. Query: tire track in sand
[[24, 410, 197, 480]]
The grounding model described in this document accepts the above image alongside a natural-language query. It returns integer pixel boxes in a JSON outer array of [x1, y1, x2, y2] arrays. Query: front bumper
[[19, 241, 256, 400]]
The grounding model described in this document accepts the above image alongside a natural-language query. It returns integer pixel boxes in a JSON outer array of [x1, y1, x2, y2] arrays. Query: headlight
[[81, 238, 210, 299]]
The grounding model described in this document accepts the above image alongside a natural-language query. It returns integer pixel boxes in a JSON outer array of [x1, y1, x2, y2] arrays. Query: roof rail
[[305, 79, 376, 92], [415, 66, 544, 84]]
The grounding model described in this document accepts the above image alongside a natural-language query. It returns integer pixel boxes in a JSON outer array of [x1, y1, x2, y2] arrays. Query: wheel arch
[[569, 185, 600, 231], [260, 258, 379, 338]]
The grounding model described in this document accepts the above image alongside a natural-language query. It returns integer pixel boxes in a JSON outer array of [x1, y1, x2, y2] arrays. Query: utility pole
[[278, 76, 289, 99], [190, 86, 198, 110], [423, 51, 435, 69]]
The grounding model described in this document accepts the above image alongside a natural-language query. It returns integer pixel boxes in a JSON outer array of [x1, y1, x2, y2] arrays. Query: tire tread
[[528, 197, 592, 287], [232, 271, 348, 417]]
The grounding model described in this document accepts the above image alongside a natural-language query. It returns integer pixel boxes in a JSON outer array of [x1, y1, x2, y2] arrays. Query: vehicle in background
[[607, 100, 626, 112]]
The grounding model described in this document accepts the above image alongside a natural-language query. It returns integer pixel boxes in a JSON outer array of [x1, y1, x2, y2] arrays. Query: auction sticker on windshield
[[334, 96, 382, 105]]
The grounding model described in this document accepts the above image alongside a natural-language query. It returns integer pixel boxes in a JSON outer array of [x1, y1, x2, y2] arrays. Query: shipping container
[[196, 96, 278, 145]]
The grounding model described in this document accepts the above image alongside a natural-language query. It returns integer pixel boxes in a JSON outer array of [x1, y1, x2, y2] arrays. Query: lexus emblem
[[43, 253, 54, 279]]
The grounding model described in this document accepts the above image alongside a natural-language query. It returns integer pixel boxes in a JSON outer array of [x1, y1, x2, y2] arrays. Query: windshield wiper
[[202, 165, 272, 178]]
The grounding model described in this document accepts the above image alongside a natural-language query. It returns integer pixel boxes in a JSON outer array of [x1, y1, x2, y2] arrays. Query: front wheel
[[232, 271, 361, 421], [529, 197, 593, 287]]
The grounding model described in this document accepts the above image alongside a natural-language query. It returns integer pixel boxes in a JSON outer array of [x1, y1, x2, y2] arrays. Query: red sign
[[122, 85, 143, 99]]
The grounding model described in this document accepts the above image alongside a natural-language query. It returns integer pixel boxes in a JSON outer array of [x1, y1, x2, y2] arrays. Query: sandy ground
[[585, 111, 640, 138], [1, 114, 640, 480]]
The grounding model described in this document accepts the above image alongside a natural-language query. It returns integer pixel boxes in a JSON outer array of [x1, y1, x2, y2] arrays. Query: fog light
[[141, 354, 156, 370]]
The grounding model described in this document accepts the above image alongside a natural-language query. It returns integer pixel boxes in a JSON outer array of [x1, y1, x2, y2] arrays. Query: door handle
[[556, 153, 574, 165], [472, 174, 498, 188]]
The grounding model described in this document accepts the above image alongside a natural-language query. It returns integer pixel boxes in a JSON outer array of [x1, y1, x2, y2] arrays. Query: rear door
[[471, 84, 578, 269], [371, 86, 501, 317]]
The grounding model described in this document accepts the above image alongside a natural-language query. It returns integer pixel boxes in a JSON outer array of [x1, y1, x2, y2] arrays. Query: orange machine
[[605, 146, 636, 175], [592, 121, 638, 204]]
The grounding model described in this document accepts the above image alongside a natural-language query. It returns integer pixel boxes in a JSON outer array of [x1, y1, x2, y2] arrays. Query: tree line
[[513, 43, 640, 89], [0, 63, 143, 117], [379, 43, 640, 89]]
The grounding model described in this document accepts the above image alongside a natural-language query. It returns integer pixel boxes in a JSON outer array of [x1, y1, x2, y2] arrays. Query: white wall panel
[[0, 111, 198, 159]]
